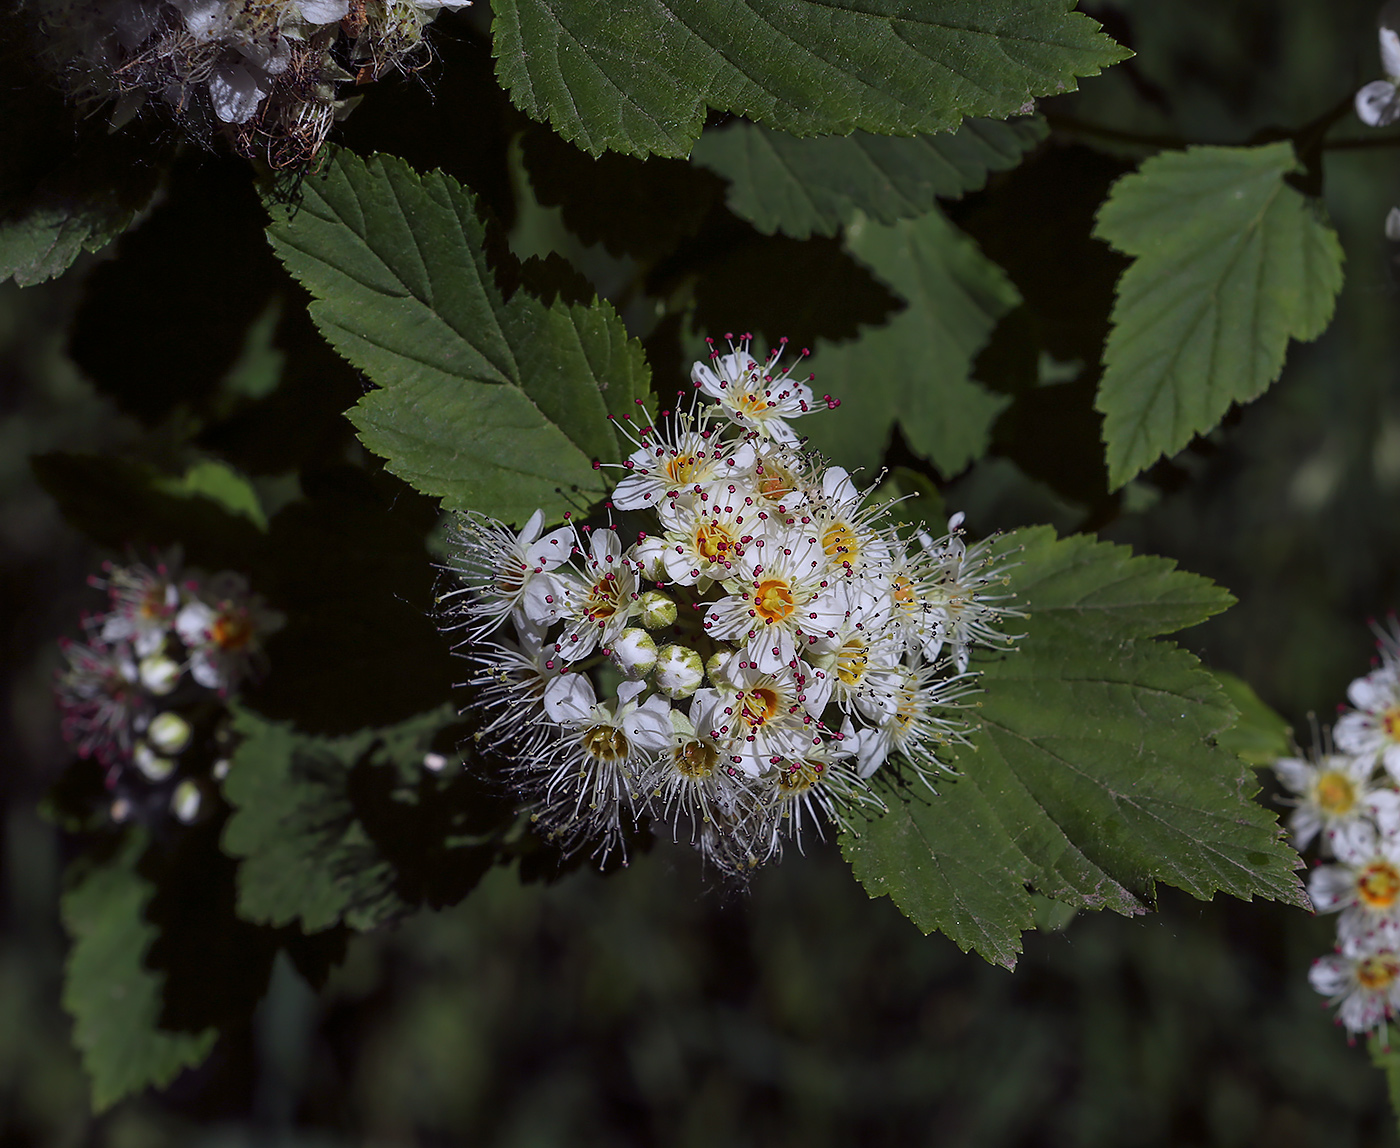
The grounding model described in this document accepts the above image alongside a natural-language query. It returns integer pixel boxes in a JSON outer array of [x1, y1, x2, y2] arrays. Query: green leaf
[[691, 116, 1047, 239], [221, 705, 460, 933], [1369, 1032, 1400, 1139], [61, 833, 217, 1111], [32, 452, 266, 572], [265, 150, 649, 527], [843, 527, 1306, 968], [1093, 143, 1345, 489], [1211, 670, 1293, 767], [492, 0, 1127, 159], [801, 208, 1018, 477], [152, 461, 267, 530]]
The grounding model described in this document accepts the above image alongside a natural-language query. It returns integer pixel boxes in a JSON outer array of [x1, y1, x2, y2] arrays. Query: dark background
[[4, 1, 1400, 1144]]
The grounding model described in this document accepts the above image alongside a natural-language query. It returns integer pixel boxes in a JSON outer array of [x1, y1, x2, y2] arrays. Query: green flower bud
[[611, 627, 657, 678], [147, 711, 192, 755], [638, 590, 677, 630], [133, 741, 174, 782], [171, 779, 202, 823], [655, 644, 705, 699]]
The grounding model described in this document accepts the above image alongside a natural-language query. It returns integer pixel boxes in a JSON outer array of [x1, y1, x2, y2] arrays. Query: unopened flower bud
[[139, 653, 181, 695], [147, 712, 192, 755], [171, 779, 202, 823], [638, 590, 677, 630], [133, 741, 174, 782], [631, 535, 667, 580], [655, 644, 705, 699], [212, 759, 231, 781], [706, 649, 738, 688], [611, 627, 657, 678]]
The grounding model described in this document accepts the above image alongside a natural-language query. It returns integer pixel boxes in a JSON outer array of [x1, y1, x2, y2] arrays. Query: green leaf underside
[[691, 116, 1047, 239], [842, 527, 1306, 968], [265, 150, 649, 527], [1093, 142, 1345, 489], [61, 833, 217, 1111], [491, 0, 1128, 159], [801, 208, 1017, 477], [221, 705, 456, 933]]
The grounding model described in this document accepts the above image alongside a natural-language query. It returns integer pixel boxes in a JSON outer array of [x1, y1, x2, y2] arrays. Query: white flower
[[439, 328, 1020, 869], [55, 638, 147, 765], [1311, 820, 1400, 948], [97, 554, 181, 657], [553, 528, 640, 662], [702, 521, 850, 673], [691, 335, 828, 445], [1356, 15, 1400, 126], [1273, 750, 1395, 850], [1336, 662, 1400, 780], [609, 407, 749, 513], [690, 658, 830, 777], [175, 571, 281, 692], [849, 662, 978, 782], [1310, 937, 1400, 1036], [440, 509, 575, 640]]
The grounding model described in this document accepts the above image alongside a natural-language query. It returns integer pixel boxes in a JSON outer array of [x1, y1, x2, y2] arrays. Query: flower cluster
[[55, 551, 280, 825], [1280, 618, 1400, 1039], [1356, 3, 1400, 128], [38, 0, 470, 167], [441, 335, 1022, 873]]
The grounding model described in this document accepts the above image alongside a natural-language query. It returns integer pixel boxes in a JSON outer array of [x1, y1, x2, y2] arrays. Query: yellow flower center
[[583, 580, 622, 621], [1314, 770, 1357, 816], [822, 522, 859, 562], [777, 760, 824, 794], [733, 388, 772, 418], [1359, 862, 1400, 910], [212, 610, 253, 652], [753, 579, 795, 623], [892, 575, 916, 608], [1358, 954, 1400, 990], [581, 724, 629, 763], [836, 638, 868, 687], [738, 686, 781, 728], [674, 740, 718, 780], [1384, 706, 1400, 741], [757, 465, 797, 502], [664, 453, 703, 485], [693, 520, 738, 565], [495, 563, 526, 596]]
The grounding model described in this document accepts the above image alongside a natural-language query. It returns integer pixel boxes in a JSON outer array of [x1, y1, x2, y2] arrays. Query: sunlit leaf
[[1093, 143, 1345, 489]]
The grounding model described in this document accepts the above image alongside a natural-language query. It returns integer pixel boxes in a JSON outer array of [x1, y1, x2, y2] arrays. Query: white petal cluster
[[1285, 616, 1400, 1038], [441, 335, 1023, 873], [55, 551, 281, 823], [1355, 5, 1400, 127], [38, 0, 470, 166]]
